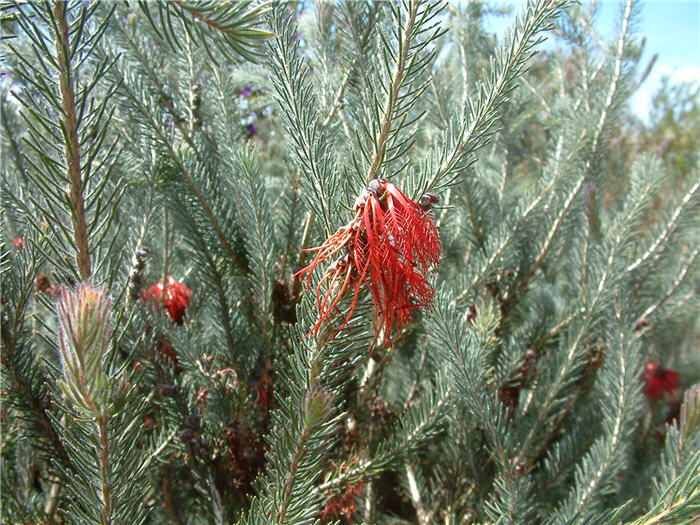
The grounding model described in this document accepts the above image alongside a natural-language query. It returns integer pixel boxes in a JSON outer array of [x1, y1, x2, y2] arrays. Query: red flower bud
[[642, 362, 680, 400], [142, 276, 191, 324]]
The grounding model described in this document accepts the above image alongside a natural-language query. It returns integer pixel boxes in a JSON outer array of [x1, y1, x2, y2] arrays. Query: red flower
[[194, 387, 208, 405], [12, 237, 24, 249], [144, 414, 156, 431], [320, 481, 363, 524], [157, 339, 179, 366], [321, 460, 364, 525], [295, 179, 441, 346], [253, 364, 275, 416], [642, 362, 680, 400], [142, 275, 191, 324]]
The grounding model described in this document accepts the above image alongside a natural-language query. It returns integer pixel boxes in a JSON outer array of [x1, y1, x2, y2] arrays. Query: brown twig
[[163, 466, 185, 525], [0, 257, 70, 472], [96, 416, 113, 524], [54, 0, 91, 279]]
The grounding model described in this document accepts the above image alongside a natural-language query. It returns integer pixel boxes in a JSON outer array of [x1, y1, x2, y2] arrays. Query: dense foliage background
[[1, 1, 698, 524]]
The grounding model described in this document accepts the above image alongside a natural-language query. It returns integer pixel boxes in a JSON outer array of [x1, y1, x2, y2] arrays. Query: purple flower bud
[[246, 123, 257, 135], [240, 86, 252, 98]]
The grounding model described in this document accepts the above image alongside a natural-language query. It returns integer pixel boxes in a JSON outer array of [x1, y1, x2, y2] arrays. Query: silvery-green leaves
[[56, 283, 113, 416]]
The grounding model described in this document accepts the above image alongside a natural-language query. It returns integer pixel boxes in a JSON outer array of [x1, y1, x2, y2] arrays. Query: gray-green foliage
[[1, 0, 698, 524]]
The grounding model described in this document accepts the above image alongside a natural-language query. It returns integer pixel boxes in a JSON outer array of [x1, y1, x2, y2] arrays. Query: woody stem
[[54, 0, 91, 279]]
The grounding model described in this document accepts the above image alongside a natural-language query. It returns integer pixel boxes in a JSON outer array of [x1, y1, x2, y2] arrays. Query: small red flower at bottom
[[294, 179, 441, 346], [253, 364, 275, 416], [642, 362, 680, 400], [321, 479, 364, 524], [144, 414, 157, 431], [142, 275, 191, 324], [157, 339, 179, 366]]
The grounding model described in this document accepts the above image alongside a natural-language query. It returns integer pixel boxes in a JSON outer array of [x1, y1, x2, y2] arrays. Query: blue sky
[[484, 0, 700, 122]]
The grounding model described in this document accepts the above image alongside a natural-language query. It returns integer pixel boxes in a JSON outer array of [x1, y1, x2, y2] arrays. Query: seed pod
[[185, 413, 201, 428], [159, 384, 180, 396], [367, 178, 382, 194], [419, 192, 439, 210], [634, 318, 650, 331], [127, 246, 149, 302], [272, 279, 296, 324], [35, 274, 59, 298]]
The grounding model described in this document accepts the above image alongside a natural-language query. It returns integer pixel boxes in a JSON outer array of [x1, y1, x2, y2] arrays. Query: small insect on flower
[[294, 179, 441, 346]]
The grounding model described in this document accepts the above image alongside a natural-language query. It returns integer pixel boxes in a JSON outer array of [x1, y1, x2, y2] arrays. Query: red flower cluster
[[295, 179, 441, 345], [642, 362, 680, 400], [12, 237, 24, 249], [142, 275, 191, 324], [321, 479, 364, 523]]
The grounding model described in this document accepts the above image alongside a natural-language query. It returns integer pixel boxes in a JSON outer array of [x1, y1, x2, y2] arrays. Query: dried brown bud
[[185, 413, 201, 428], [35, 274, 59, 298], [634, 318, 650, 331], [159, 384, 180, 396], [272, 279, 297, 324], [419, 192, 439, 210], [367, 179, 383, 194]]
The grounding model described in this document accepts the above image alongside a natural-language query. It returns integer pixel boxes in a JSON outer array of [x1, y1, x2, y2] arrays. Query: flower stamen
[[294, 179, 441, 347]]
